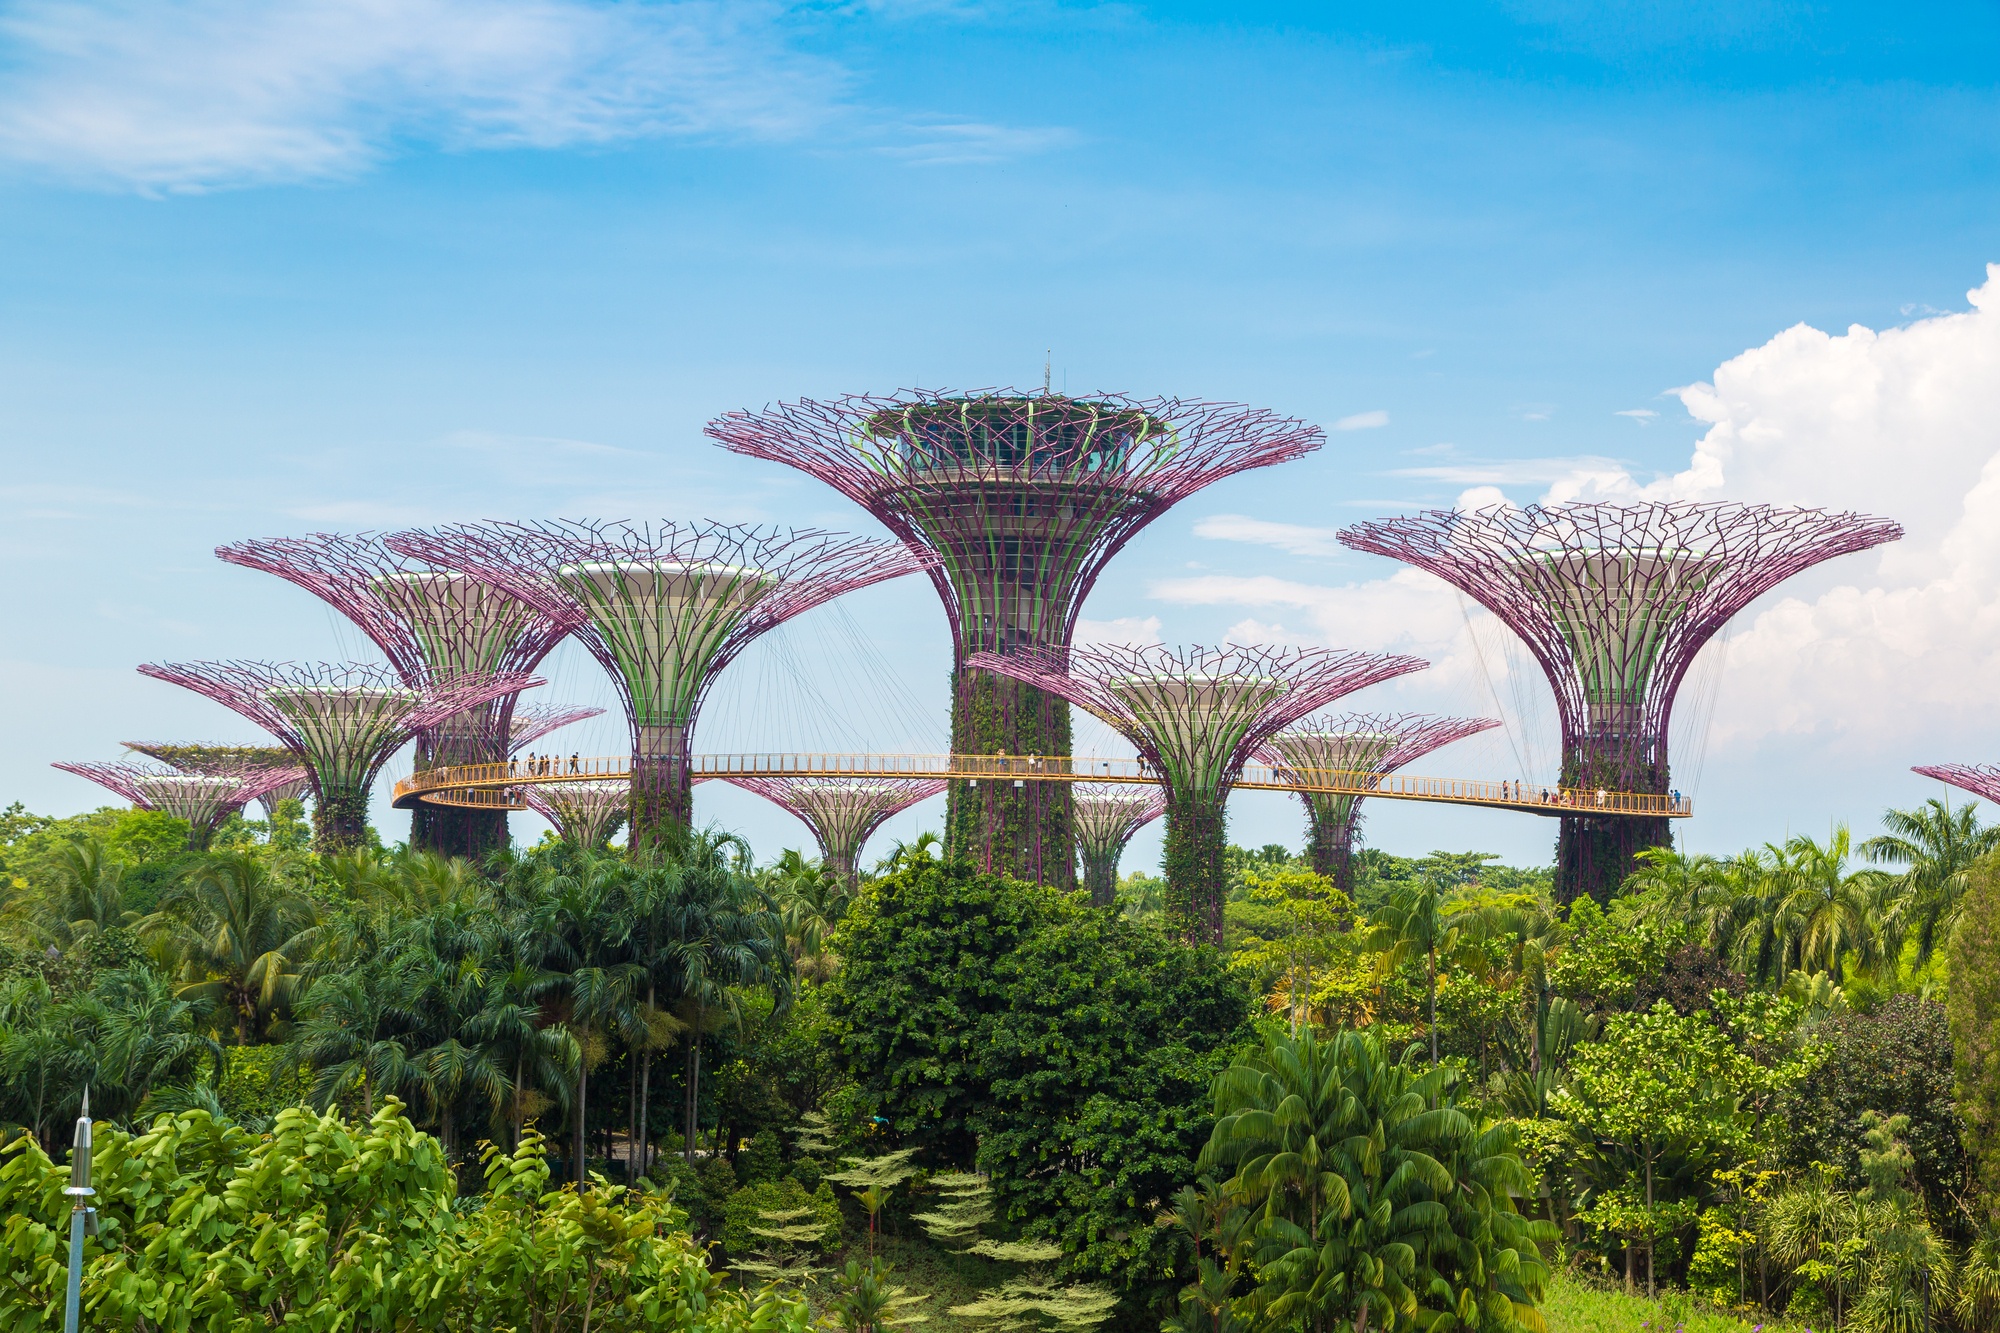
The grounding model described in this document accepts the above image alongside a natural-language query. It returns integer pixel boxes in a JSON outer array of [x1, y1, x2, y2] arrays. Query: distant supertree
[[1339, 502, 1901, 905], [726, 776, 947, 889], [123, 742, 310, 820], [1070, 782, 1165, 908], [137, 660, 538, 851], [519, 781, 629, 849], [215, 532, 584, 857], [1258, 713, 1499, 894], [1913, 765, 2000, 806], [708, 390, 1323, 887], [52, 759, 307, 850], [508, 703, 605, 756], [967, 643, 1426, 944], [388, 521, 925, 854]]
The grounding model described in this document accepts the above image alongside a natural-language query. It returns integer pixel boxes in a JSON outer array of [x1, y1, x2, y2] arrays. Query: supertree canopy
[[707, 390, 1324, 887], [122, 742, 310, 819], [215, 532, 583, 858], [137, 660, 538, 851], [1339, 501, 1902, 905], [1913, 765, 2000, 805], [388, 521, 925, 854], [1259, 713, 1498, 894], [1070, 782, 1164, 908], [53, 759, 307, 850], [508, 703, 605, 756], [519, 781, 629, 849], [725, 776, 947, 888], [967, 643, 1425, 944]]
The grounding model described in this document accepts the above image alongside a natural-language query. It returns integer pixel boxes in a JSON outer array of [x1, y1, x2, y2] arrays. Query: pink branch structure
[[1070, 783, 1165, 908], [122, 742, 311, 819], [966, 643, 1426, 944], [53, 759, 307, 850], [519, 781, 630, 849], [708, 389, 1324, 887], [507, 704, 606, 756], [387, 521, 926, 854], [725, 776, 946, 888], [1339, 501, 1901, 904], [1914, 765, 2000, 806], [1258, 713, 1499, 892], [215, 532, 585, 857], [137, 660, 540, 852]]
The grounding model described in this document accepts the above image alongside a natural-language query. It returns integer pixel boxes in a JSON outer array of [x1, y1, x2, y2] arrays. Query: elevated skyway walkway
[[393, 753, 1691, 820]]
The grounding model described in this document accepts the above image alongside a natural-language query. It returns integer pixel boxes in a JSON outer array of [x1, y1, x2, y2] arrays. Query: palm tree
[[33, 838, 141, 948], [1626, 844, 1760, 956], [1362, 869, 1477, 1067], [289, 959, 423, 1118], [1744, 828, 1892, 983], [1864, 797, 2000, 967], [149, 852, 319, 1045], [90, 968, 221, 1121]]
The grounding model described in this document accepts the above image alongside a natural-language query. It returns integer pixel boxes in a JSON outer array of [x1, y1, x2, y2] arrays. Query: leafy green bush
[[216, 1041, 302, 1127], [720, 1176, 841, 1257]]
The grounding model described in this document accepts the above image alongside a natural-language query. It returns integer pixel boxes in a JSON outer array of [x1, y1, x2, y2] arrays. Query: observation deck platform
[[393, 753, 1691, 820]]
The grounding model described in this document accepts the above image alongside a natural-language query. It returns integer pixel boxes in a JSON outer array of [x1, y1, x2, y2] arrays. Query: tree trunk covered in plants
[[1163, 792, 1227, 947], [312, 785, 371, 853], [1553, 739, 1671, 907], [1303, 793, 1361, 897], [629, 725, 694, 859], [944, 666, 1074, 887], [1079, 845, 1120, 907], [410, 726, 511, 860]]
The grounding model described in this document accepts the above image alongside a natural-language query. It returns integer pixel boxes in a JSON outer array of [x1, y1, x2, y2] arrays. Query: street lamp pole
[[62, 1088, 95, 1333]]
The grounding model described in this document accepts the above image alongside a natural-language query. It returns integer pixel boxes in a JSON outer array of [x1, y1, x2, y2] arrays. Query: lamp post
[[62, 1088, 95, 1333]]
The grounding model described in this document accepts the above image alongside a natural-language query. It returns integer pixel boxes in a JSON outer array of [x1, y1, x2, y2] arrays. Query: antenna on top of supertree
[[52, 759, 307, 851], [387, 520, 927, 855], [215, 532, 584, 858], [1339, 501, 1902, 905], [708, 388, 1324, 887], [967, 642, 1426, 944], [1070, 782, 1164, 909], [122, 742, 311, 820], [519, 781, 630, 849], [1258, 712, 1499, 895], [137, 660, 539, 852], [726, 776, 947, 890], [1913, 764, 2000, 806]]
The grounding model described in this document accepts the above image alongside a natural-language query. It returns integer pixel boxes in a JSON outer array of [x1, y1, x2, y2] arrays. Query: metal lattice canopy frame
[[122, 742, 310, 816], [966, 643, 1426, 941], [387, 520, 926, 850], [1913, 765, 2000, 805], [725, 775, 946, 886], [1258, 712, 1498, 888], [1070, 781, 1165, 908], [507, 703, 606, 755], [52, 759, 307, 849], [519, 781, 630, 848], [136, 660, 539, 850]]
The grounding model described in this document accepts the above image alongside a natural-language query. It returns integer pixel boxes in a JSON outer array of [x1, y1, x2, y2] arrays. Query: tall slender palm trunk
[[683, 1040, 702, 1162], [574, 1058, 588, 1189]]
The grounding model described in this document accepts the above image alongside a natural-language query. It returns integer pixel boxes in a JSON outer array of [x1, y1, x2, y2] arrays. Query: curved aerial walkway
[[393, 753, 1690, 820]]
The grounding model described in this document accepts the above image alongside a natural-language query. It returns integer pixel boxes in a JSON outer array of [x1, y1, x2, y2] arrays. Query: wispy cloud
[[1615, 408, 1658, 423], [1074, 614, 1162, 647], [1334, 409, 1390, 431], [1193, 514, 1346, 557], [878, 117, 1074, 166], [1385, 455, 1632, 485]]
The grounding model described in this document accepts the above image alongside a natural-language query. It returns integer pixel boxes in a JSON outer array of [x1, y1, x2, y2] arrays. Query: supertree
[[707, 390, 1323, 887], [1070, 782, 1164, 908], [966, 643, 1426, 944], [508, 703, 605, 756], [518, 781, 630, 849], [387, 521, 926, 855], [1339, 501, 1902, 905], [52, 759, 307, 850], [1913, 765, 2000, 806], [725, 776, 947, 889], [137, 660, 539, 851], [214, 533, 584, 857], [1258, 713, 1499, 894], [122, 742, 311, 819]]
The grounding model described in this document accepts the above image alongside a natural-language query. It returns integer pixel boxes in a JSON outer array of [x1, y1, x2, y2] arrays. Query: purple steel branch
[[508, 703, 606, 755], [1914, 764, 2000, 805], [1071, 781, 1166, 908], [53, 759, 306, 847]]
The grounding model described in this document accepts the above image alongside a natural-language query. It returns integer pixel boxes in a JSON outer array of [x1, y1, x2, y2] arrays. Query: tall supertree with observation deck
[[123, 742, 311, 820], [967, 643, 1425, 944], [726, 776, 946, 890], [215, 532, 585, 858], [388, 521, 925, 856], [53, 759, 307, 850], [707, 390, 1324, 887], [138, 660, 538, 852], [1339, 502, 1902, 905], [1259, 713, 1498, 894], [1070, 783, 1164, 908]]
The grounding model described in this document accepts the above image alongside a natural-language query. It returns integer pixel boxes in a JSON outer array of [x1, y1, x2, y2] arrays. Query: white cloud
[[1615, 408, 1658, 422], [1386, 455, 1632, 486], [1073, 614, 1162, 647], [877, 117, 1074, 166], [0, 0, 844, 190], [1193, 514, 1345, 558], [1335, 409, 1390, 431]]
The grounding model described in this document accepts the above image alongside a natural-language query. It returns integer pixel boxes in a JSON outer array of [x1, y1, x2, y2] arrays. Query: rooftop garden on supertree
[[121, 741, 312, 819], [966, 642, 1425, 944], [1339, 500, 1902, 905], [51, 759, 307, 850], [519, 780, 630, 849], [1258, 712, 1498, 894], [386, 520, 925, 856], [706, 390, 1323, 888], [725, 775, 946, 889], [1069, 781, 1164, 908], [136, 660, 538, 852], [215, 532, 584, 859]]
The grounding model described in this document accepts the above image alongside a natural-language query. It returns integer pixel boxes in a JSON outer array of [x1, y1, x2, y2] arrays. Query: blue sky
[[6, 0, 2000, 870]]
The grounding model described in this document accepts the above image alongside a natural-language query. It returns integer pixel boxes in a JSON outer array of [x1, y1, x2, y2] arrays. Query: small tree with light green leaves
[[825, 1147, 921, 1257], [915, 1172, 1118, 1332]]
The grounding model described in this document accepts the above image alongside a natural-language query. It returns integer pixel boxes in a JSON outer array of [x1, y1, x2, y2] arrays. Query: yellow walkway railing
[[393, 753, 1690, 819]]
